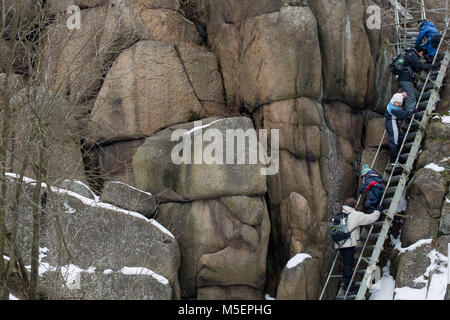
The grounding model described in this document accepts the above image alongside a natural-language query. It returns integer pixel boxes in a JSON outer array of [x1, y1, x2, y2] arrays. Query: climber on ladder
[[416, 19, 443, 63], [385, 93, 418, 166], [359, 164, 385, 214], [330, 198, 381, 296], [389, 46, 435, 113]]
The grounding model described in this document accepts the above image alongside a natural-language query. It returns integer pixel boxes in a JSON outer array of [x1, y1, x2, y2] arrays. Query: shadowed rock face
[[401, 168, 446, 246], [158, 195, 270, 299]]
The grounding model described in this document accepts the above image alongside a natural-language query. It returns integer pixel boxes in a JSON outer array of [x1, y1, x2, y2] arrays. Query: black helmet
[[418, 19, 427, 29]]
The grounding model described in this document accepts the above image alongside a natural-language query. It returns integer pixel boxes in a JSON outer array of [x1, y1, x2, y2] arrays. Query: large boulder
[[5, 175, 181, 299], [212, 6, 322, 111], [308, 0, 375, 108], [87, 41, 225, 143], [237, 6, 322, 108], [41, 268, 172, 300], [417, 121, 450, 168], [100, 181, 158, 217], [253, 97, 328, 270], [401, 168, 446, 246], [254, 97, 322, 159], [133, 117, 267, 202], [267, 151, 327, 222], [157, 195, 270, 299], [365, 117, 388, 148], [276, 253, 320, 300], [440, 199, 450, 235], [396, 243, 433, 290], [279, 193, 326, 259]]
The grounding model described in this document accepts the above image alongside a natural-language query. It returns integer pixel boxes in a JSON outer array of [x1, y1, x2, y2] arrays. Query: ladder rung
[[383, 197, 393, 206], [385, 186, 397, 195], [399, 153, 410, 162], [417, 82, 435, 91], [372, 220, 385, 230], [336, 294, 356, 300], [421, 90, 432, 100], [420, 71, 439, 81], [385, 164, 403, 174], [406, 131, 417, 141], [402, 141, 414, 151], [330, 269, 366, 279], [384, 174, 401, 184], [418, 100, 428, 110], [359, 233, 379, 241], [416, 111, 425, 119], [402, 121, 419, 131], [356, 245, 376, 253]]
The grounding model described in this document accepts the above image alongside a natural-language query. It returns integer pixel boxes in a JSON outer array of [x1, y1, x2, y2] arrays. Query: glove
[[377, 205, 384, 213], [431, 63, 440, 70], [413, 108, 419, 114]]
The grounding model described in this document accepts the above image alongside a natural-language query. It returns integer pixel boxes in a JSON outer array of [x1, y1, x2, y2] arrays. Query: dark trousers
[[386, 118, 405, 163], [339, 246, 356, 287], [398, 80, 417, 112], [364, 184, 385, 213]]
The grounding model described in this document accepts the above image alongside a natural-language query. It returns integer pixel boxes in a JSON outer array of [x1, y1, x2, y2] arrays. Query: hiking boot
[[343, 284, 358, 296]]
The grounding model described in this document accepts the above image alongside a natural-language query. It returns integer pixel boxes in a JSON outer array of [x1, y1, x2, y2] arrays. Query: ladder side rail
[[319, 251, 340, 300], [421, 0, 426, 20], [342, 224, 375, 299], [355, 216, 394, 299], [394, 2, 401, 53], [404, 0, 409, 50]]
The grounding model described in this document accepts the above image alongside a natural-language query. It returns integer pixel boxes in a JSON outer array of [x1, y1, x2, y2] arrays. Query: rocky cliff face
[[2, 0, 448, 300]]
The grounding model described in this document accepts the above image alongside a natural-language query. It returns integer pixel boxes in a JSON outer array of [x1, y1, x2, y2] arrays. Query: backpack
[[329, 212, 356, 246], [430, 34, 441, 48], [389, 51, 410, 75]]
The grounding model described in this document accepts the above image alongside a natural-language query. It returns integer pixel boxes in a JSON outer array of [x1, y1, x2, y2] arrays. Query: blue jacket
[[416, 21, 440, 57], [384, 103, 413, 121], [360, 170, 384, 194]]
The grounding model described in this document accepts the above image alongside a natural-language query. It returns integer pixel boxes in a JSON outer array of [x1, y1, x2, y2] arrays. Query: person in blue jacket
[[385, 93, 418, 165], [360, 164, 385, 214], [416, 20, 441, 60]]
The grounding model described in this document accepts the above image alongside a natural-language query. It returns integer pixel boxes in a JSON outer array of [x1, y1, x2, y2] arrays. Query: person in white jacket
[[336, 198, 381, 294]]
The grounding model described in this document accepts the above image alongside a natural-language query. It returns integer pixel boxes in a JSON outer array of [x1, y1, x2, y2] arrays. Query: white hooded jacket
[[334, 205, 381, 249]]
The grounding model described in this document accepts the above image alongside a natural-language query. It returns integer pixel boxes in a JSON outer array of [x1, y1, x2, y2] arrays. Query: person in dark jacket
[[360, 164, 385, 214], [416, 20, 441, 59], [385, 93, 418, 165], [397, 47, 432, 112]]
